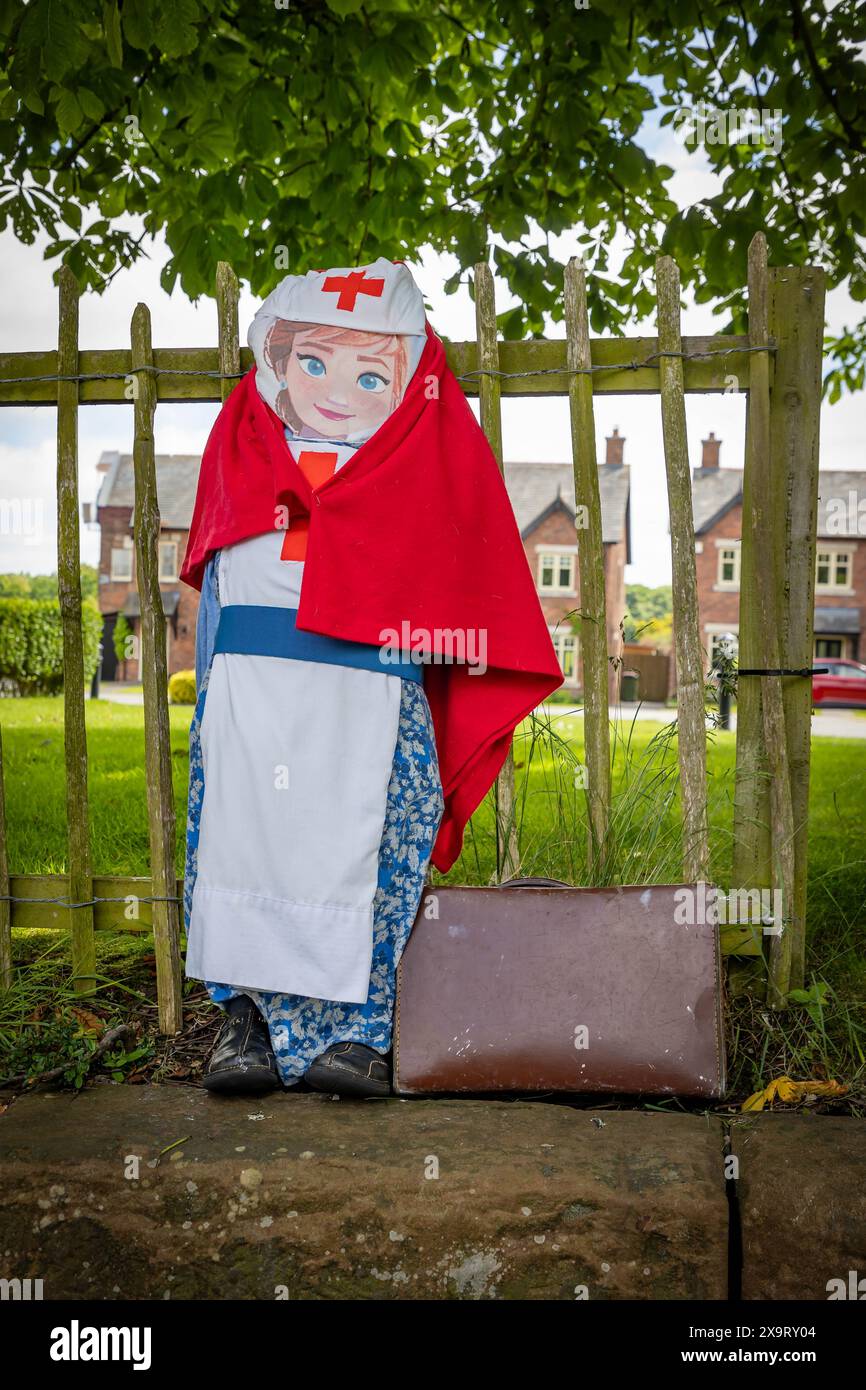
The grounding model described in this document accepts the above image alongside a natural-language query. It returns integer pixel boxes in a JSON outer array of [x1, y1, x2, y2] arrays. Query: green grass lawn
[[1, 696, 194, 877], [1, 695, 864, 1103]]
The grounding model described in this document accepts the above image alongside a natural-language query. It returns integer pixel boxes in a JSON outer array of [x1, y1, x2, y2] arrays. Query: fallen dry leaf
[[742, 1076, 848, 1112], [68, 1007, 106, 1036]]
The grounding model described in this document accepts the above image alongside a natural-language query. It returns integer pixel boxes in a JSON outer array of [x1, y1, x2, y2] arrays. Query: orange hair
[[263, 319, 408, 432]]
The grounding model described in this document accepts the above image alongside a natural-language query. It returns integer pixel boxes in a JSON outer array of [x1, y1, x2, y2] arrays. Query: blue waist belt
[[213, 605, 423, 685]]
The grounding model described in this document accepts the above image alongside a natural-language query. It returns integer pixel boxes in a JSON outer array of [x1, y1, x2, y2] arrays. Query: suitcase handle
[[498, 876, 569, 889]]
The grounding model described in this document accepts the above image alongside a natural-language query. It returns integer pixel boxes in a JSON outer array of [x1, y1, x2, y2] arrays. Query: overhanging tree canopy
[[1, 0, 864, 394]]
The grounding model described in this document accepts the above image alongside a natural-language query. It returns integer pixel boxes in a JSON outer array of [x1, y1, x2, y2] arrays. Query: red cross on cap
[[321, 269, 386, 312]]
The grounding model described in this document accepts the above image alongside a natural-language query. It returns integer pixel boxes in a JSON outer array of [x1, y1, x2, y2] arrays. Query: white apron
[[185, 439, 402, 1004]]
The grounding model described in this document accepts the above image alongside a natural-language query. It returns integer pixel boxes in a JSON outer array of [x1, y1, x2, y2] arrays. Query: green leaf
[[241, 94, 278, 158], [21, 90, 45, 116], [122, 0, 153, 51], [103, 0, 123, 66], [78, 88, 105, 121], [153, 0, 200, 58], [55, 88, 83, 135], [43, 0, 89, 82]]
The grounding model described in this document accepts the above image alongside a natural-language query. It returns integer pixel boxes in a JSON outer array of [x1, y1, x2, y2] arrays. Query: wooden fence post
[[131, 303, 183, 1035], [735, 234, 799, 1006], [0, 727, 10, 991], [769, 261, 825, 990], [564, 257, 611, 873], [731, 517, 773, 925], [732, 291, 773, 946], [474, 262, 520, 881], [734, 246, 825, 996], [216, 262, 240, 401], [655, 256, 709, 883], [57, 266, 96, 992]]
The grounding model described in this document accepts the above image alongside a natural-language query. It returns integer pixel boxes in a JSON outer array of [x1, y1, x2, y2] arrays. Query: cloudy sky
[[1, 107, 862, 586]]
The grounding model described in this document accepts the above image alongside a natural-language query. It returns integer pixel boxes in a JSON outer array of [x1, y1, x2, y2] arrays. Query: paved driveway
[[93, 681, 143, 705], [99, 684, 866, 738]]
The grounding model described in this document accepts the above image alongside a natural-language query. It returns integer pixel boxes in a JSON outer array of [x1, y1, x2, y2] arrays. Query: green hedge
[[0, 598, 103, 695]]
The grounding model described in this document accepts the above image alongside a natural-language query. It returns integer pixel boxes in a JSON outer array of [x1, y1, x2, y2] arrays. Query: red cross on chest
[[280, 450, 338, 562], [321, 269, 385, 312]]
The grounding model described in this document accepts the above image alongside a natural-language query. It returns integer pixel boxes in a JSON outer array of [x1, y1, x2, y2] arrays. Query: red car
[[812, 659, 866, 708]]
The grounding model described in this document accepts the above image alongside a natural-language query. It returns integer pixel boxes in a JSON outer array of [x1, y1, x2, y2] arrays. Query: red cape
[[181, 325, 563, 872]]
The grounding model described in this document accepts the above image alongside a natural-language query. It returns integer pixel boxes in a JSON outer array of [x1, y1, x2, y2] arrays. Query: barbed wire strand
[[0, 894, 181, 908], [0, 343, 776, 390]]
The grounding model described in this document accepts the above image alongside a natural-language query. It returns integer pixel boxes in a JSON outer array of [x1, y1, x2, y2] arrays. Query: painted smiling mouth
[[316, 404, 353, 421]]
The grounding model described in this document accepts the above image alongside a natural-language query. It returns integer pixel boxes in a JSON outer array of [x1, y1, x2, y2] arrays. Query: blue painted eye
[[358, 371, 388, 393], [297, 354, 326, 378]]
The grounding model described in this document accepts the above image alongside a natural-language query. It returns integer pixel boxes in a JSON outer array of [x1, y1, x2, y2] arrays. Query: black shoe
[[305, 1042, 391, 1098], [203, 995, 280, 1095]]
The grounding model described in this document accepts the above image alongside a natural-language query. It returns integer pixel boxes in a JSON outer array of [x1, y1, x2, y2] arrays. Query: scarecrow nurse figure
[[181, 258, 563, 1097]]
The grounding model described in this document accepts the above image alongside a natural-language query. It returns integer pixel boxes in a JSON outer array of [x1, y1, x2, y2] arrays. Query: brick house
[[692, 433, 866, 667], [504, 430, 631, 690], [94, 436, 631, 689], [95, 451, 200, 680]]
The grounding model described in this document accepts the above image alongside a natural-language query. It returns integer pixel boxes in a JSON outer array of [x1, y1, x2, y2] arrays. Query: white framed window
[[815, 637, 843, 659], [110, 544, 133, 582], [549, 627, 579, 685], [537, 550, 576, 594], [815, 547, 853, 591], [159, 540, 178, 582], [715, 541, 741, 589]]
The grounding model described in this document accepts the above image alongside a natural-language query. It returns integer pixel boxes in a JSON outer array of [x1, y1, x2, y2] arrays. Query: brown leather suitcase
[[394, 880, 726, 1098]]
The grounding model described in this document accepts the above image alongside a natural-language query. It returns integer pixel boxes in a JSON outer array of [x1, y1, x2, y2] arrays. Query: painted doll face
[[282, 326, 399, 438]]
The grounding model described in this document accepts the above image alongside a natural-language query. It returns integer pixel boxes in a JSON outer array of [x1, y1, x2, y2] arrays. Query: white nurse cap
[[249, 257, 426, 338]]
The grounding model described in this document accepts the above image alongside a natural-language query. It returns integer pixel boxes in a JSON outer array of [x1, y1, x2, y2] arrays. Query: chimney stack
[[605, 428, 624, 466], [701, 432, 721, 468]]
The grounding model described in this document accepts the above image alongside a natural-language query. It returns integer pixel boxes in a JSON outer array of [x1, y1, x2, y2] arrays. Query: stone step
[[1, 1086, 729, 1300], [730, 1111, 866, 1301]]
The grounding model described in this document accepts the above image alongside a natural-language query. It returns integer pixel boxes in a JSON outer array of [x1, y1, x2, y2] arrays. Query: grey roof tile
[[503, 460, 630, 544], [814, 605, 861, 634], [691, 467, 744, 534], [96, 452, 201, 529], [692, 467, 866, 537], [815, 473, 866, 537]]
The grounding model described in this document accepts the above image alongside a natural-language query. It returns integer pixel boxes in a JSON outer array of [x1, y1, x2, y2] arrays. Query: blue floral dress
[[184, 553, 444, 1085]]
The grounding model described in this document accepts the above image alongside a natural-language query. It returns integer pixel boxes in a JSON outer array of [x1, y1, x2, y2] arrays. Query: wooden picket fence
[[0, 234, 825, 1030]]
